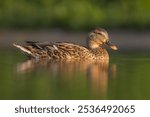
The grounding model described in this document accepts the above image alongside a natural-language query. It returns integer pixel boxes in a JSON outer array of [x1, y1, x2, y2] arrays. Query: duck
[[13, 28, 117, 62]]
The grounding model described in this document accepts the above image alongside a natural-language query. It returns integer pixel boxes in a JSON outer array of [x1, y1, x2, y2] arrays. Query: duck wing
[[13, 41, 52, 59], [45, 42, 90, 60], [14, 41, 91, 60], [25, 41, 52, 49]]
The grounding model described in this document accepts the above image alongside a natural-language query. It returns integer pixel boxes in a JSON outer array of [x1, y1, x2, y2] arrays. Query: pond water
[[0, 50, 150, 100]]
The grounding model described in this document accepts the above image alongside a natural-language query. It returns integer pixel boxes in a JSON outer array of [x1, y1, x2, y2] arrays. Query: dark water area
[[0, 50, 150, 100]]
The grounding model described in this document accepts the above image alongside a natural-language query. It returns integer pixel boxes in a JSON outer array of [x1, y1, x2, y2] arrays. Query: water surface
[[0, 50, 150, 100]]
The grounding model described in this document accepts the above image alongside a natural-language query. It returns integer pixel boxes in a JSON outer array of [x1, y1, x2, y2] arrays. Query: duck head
[[87, 28, 118, 50]]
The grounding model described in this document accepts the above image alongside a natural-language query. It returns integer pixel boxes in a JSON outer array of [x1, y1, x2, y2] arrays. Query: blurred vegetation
[[0, 0, 150, 30]]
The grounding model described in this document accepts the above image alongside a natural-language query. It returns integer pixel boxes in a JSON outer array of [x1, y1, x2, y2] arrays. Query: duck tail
[[13, 43, 33, 56]]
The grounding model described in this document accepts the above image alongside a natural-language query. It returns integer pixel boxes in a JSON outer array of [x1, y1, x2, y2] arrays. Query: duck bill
[[105, 41, 118, 50]]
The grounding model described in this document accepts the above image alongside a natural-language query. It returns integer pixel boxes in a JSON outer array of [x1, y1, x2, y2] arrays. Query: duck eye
[[97, 32, 103, 35], [97, 32, 103, 36], [97, 32, 108, 40]]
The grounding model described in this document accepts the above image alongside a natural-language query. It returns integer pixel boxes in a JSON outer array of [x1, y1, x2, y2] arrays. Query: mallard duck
[[13, 28, 117, 62]]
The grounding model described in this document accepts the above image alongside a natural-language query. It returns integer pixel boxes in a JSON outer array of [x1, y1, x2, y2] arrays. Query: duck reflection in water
[[16, 59, 117, 99]]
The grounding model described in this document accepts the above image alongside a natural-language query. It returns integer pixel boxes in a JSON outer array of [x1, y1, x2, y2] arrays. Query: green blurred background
[[0, 0, 150, 30]]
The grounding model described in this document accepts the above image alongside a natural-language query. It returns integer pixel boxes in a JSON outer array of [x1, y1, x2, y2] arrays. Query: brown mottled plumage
[[13, 28, 117, 62]]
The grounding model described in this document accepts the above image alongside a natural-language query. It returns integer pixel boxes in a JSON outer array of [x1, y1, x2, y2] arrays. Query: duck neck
[[87, 39, 99, 49], [90, 47, 109, 60]]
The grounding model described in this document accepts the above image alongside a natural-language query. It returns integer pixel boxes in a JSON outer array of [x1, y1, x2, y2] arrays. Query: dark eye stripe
[[93, 30, 103, 35], [97, 32, 103, 35], [94, 31, 103, 36]]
